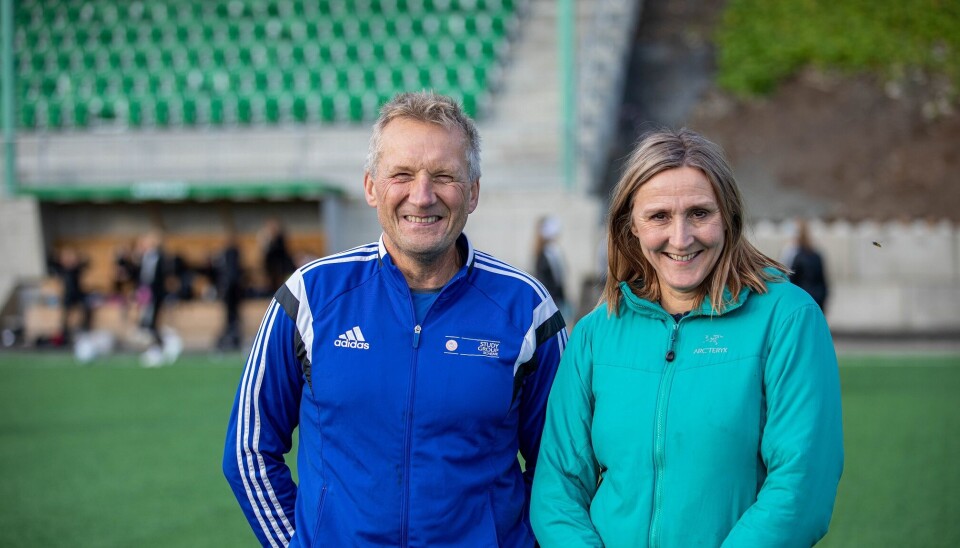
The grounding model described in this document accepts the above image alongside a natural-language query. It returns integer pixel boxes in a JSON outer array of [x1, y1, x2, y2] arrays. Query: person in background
[[111, 241, 138, 304], [531, 128, 843, 547], [223, 91, 566, 547], [214, 231, 244, 351], [136, 231, 170, 366], [260, 218, 296, 293], [49, 246, 92, 344], [534, 215, 568, 318], [788, 218, 829, 312]]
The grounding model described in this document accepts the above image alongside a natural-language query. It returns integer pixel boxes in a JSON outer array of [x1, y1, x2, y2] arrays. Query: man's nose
[[408, 173, 437, 207]]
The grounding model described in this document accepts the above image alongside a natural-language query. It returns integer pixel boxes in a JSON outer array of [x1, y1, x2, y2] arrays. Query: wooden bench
[[51, 231, 326, 297]]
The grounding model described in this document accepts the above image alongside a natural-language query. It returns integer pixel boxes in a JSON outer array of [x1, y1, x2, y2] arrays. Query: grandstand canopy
[[17, 180, 343, 202]]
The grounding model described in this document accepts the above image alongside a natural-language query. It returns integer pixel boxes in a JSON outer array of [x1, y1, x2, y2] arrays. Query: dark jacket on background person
[[790, 248, 828, 310]]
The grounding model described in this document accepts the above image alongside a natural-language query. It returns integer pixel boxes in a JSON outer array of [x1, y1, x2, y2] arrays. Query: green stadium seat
[[20, 99, 37, 128], [236, 94, 253, 125], [97, 26, 114, 46], [29, 51, 46, 73], [346, 93, 364, 122], [181, 95, 198, 126], [318, 94, 335, 122], [264, 94, 281, 124], [40, 74, 57, 97], [90, 96, 117, 122], [44, 100, 63, 129], [153, 97, 171, 127], [208, 95, 225, 125], [54, 50, 70, 72], [291, 95, 308, 122], [74, 27, 90, 47], [124, 26, 140, 46]]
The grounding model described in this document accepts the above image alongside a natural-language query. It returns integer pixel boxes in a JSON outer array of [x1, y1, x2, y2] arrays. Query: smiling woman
[[531, 128, 845, 547], [629, 166, 725, 314]]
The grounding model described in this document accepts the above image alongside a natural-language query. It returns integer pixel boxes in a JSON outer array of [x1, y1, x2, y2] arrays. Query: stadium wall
[[0, 197, 45, 298], [750, 218, 960, 335]]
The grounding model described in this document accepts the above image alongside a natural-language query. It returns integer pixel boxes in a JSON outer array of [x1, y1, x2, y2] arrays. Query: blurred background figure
[[785, 219, 829, 312], [111, 241, 139, 308], [260, 218, 296, 294], [213, 232, 244, 351], [534, 215, 569, 319], [136, 231, 179, 366], [48, 246, 91, 345]]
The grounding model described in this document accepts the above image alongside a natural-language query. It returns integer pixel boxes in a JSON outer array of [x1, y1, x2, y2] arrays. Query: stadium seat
[[20, 99, 37, 128]]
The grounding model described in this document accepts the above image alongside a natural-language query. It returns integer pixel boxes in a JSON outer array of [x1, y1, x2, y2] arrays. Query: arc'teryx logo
[[334, 326, 370, 350], [694, 334, 727, 354]]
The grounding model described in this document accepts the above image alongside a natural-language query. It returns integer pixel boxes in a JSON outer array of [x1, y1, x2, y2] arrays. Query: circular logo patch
[[445, 340, 458, 351]]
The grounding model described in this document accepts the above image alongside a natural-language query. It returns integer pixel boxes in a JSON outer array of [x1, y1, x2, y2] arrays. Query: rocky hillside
[[608, 0, 959, 222]]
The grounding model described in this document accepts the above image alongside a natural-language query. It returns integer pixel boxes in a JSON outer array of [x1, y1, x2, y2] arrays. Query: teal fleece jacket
[[531, 275, 843, 547]]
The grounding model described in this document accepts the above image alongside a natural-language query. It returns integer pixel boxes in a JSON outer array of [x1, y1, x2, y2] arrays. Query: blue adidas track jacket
[[223, 234, 567, 547]]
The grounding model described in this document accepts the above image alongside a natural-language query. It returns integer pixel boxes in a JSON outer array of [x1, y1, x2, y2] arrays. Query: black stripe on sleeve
[[513, 357, 536, 403], [536, 310, 566, 347], [274, 283, 312, 389], [274, 284, 300, 322], [512, 310, 566, 402]]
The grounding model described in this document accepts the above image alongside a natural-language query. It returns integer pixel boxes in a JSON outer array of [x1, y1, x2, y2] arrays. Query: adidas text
[[334, 339, 370, 350]]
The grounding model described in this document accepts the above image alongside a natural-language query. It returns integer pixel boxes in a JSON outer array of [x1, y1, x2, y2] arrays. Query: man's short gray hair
[[365, 91, 482, 182]]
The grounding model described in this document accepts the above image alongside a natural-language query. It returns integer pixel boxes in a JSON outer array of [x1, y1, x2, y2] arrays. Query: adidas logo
[[334, 326, 370, 350]]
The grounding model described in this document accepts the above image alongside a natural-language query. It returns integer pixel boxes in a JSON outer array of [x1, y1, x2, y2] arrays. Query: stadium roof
[[17, 181, 344, 203]]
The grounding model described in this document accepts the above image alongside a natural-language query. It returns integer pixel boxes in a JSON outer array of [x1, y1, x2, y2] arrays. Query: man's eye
[[650, 213, 668, 221], [691, 209, 708, 219]]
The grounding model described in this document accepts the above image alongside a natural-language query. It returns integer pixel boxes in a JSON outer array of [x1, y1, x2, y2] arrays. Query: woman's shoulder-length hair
[[600, 128, 787, 315]]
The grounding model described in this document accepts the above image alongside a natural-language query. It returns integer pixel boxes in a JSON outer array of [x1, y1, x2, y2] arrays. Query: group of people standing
[[50, 220, 301, 359], [222, 91, 843, 547]]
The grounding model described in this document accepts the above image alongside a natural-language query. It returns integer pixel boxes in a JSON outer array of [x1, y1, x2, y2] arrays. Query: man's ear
[[363, 171, 377, 207], [467, 179, 480, 214]]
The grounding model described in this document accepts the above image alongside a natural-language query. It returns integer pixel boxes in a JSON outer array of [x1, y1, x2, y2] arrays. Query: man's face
[[364, 118, 479, 266]]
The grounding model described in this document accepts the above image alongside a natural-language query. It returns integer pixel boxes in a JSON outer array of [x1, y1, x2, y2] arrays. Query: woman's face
[[630, 166, 725, 313]]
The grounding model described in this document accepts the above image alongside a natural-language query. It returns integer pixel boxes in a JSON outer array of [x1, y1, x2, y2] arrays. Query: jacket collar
[[618, 267, 787, 319], [618, 279, 750, 319], [377, 233, 475, 293]]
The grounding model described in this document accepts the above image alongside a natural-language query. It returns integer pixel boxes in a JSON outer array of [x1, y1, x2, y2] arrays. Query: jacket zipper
[[400, 318, 421, 546], [399, 273, 455, 545], [650, 320, 680, 548]]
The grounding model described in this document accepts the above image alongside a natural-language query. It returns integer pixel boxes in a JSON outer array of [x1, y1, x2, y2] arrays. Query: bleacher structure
[[14, 0, 518, 130], [2, 0, 641, 350]]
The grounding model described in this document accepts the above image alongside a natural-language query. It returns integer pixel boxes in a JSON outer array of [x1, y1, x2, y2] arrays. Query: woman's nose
[[670, 219, 694, 248]]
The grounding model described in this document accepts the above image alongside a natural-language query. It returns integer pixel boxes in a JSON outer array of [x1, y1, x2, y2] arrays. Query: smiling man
[[223, 92, 567, 547]]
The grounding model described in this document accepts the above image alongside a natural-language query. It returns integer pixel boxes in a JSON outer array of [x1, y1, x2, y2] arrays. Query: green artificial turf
[[820, 355, 960, 547], [0, 351, 957, 546], [0, 352, 259, 547]]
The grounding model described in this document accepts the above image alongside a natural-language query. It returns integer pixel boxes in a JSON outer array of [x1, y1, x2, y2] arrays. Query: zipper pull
[[413, 324, 421, 349], [665, 323, 678, 362]]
